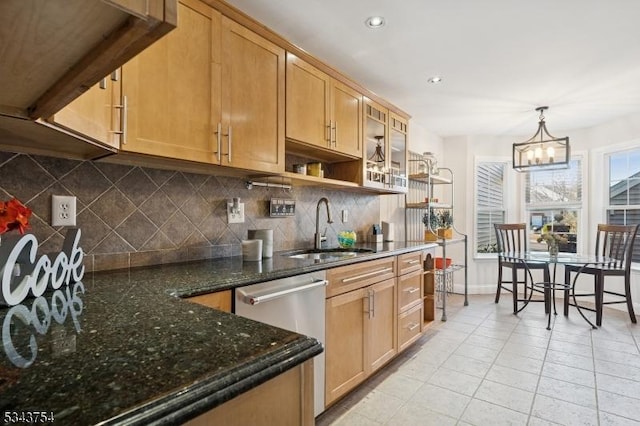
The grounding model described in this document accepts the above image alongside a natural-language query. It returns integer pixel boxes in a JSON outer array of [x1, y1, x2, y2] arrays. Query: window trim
[[521, 152, 587, 254], [473, 156, 512, 259]]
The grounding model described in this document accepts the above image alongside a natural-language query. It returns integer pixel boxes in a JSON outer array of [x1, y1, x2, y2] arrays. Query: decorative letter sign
[[0, 229, 85, 306]]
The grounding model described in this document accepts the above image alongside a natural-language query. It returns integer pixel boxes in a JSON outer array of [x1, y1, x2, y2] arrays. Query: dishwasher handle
[[242, 279, 328, 305]]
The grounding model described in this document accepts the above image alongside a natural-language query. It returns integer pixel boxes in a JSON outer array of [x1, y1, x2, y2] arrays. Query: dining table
[[499, 251, 613, 330]]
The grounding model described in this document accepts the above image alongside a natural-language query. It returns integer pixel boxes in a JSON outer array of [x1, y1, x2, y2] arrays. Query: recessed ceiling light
[[428, 76, 443, 84], [365, 16, 385, 28]]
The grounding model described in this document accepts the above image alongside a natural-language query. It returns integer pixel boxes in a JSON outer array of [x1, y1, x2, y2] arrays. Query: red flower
[[0, 198, 32, 235]]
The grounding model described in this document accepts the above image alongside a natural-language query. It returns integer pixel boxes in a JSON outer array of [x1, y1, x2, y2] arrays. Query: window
[[525, 159, 582, 252], [607, 149, 640, 262], [476, 161, 506, 254]]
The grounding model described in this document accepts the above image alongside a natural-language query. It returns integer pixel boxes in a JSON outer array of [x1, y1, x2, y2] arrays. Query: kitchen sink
[[283, 248, 374, 260]]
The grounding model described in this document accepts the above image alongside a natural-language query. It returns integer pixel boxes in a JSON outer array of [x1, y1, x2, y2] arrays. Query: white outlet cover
[[227, 202, 245, 224], [51, 195, 77, 227]]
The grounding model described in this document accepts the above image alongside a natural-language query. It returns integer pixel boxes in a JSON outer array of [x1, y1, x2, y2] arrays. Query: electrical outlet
[[51, 195, 77, 227], [342, 209, 348, 223], [227, 202, 245, 224]]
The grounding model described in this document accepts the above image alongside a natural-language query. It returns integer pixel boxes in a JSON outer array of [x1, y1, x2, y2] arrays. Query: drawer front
[[398, 302, 422, 352], [327, 257, 396, 298], [397, 269, 422, 312], [397, 251, 423, 276]]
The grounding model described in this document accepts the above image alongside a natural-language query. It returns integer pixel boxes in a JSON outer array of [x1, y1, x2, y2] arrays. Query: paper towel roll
[[382, 221, 394, 242], [248, 229, 273, 258]]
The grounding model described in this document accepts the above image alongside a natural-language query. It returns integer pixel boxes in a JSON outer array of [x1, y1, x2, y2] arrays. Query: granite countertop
[[0, 242, 435, 425]]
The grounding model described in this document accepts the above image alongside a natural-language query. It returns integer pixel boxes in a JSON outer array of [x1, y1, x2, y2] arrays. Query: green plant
[[437, 210, 453, 229], [422, 210, 440, 230], [537, 232, 568, 246], [477, 243, 498, 253]]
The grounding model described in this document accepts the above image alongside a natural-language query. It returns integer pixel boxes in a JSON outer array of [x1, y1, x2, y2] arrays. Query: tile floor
[[316, 294, 640, 426]]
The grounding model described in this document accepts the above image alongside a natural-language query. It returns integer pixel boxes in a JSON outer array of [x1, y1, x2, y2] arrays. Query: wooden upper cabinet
[[45, 72, 122, 150], [220, 17, 285, 173], [286, 55, 331, 150], [286, 54, 362, 159], [0, 0, 176, 120], [331, 81, 362, 158], [120, 0, 219, 163], [122, 6, 285, 172]]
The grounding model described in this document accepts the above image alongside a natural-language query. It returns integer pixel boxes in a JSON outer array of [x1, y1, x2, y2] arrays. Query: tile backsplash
[[0, 151, 380, 271]]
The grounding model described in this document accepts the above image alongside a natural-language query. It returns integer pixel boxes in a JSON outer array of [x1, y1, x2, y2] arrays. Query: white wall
[[439, 112, 640, 311]]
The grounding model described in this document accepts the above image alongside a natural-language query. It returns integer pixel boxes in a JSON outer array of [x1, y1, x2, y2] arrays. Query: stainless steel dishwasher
[[234, 271, 327, 417]]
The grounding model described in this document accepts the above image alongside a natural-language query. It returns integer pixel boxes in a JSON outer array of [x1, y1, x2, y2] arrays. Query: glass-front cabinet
[[363, 98, 408, 192], [364, 98, 388, 189], [389, 111, 408, 191]]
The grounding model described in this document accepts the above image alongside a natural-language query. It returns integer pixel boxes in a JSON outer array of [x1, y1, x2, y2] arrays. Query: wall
[[0, 150, 380, 272]]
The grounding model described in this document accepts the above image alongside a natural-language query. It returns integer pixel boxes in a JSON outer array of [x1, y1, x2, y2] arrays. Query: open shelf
[[408, 173, 452, 185]]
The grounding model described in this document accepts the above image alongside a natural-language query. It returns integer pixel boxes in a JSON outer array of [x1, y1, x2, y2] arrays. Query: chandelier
[[513, 106, 570, 172], [369, 135, 385, 163]]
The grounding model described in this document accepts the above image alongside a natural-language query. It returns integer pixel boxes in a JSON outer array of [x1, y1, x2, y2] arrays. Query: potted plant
[[422, 210, 439, 241], [436, 209, 453, 239]]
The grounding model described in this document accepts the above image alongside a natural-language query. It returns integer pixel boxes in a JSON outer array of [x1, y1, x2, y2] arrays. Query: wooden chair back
[[595, 224, 639, 271], [494, 223, 528, 254]]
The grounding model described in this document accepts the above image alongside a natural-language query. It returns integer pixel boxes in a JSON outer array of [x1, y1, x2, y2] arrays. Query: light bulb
[[534, 147, 542, 164], [547, 146, 555, 162], [527, 150, 534, 165]]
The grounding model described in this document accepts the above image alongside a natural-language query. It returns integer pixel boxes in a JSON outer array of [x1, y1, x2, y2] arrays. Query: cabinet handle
[[99, 78, 107, 90], [342, 267, 393, 283], [214, 122, 221, 163], [404, 287, 419, 294], [369, 289, 375, 318], [113, 95, 128, 144], [332, 121, 337, 147], [110, 69, 119, 81], [405, 259, 419, 265], [223, 126, 232, 163], [241, 279, 328, 305], [407, 322, 419, 331]]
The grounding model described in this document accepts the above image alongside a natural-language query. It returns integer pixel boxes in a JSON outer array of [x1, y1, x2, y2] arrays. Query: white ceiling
[[225, 0, 640, 138]]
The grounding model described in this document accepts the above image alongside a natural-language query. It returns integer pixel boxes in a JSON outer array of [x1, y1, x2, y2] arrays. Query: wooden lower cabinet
[[325, 276, 397, 407], [368, 278, 397, 372], [397, 252, 424, 353], [398, 302, 423, 352], [187, 290, 232, 312], [325, 286, 367, 405], [184, 359, 314, 426]]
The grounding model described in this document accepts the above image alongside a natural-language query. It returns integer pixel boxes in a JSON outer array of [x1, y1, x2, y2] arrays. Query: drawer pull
[[405, 259, 419, 264], [342, 267, 393, 283], [407, 322, 419, 331], [404, 287, 419, 294]]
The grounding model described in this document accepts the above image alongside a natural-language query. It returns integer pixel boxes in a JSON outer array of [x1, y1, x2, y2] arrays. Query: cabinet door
[[46, 74, 120, 149], [368, 278, 397, 372], [398, 269, 423, 312], [331, 80, 362, 158], [285, 54, 331, 149], [221, 18, 285, 173], [363, 98, 388, 189], [325, 287, 367, 406], [389, 111, 408, 191], [121, 0, 219, 163], [187, 290, 232, 312]]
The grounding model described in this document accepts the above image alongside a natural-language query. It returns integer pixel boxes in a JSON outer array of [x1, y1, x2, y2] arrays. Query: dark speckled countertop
[[0, 242, 435, 425]]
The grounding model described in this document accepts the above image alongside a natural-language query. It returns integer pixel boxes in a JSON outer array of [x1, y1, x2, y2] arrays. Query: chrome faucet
[[315, 197, 333, 249]]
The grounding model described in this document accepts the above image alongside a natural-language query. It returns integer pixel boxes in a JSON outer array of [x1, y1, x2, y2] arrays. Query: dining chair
[[494, 223, 550, 313], [564, 224, 639, 326]]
